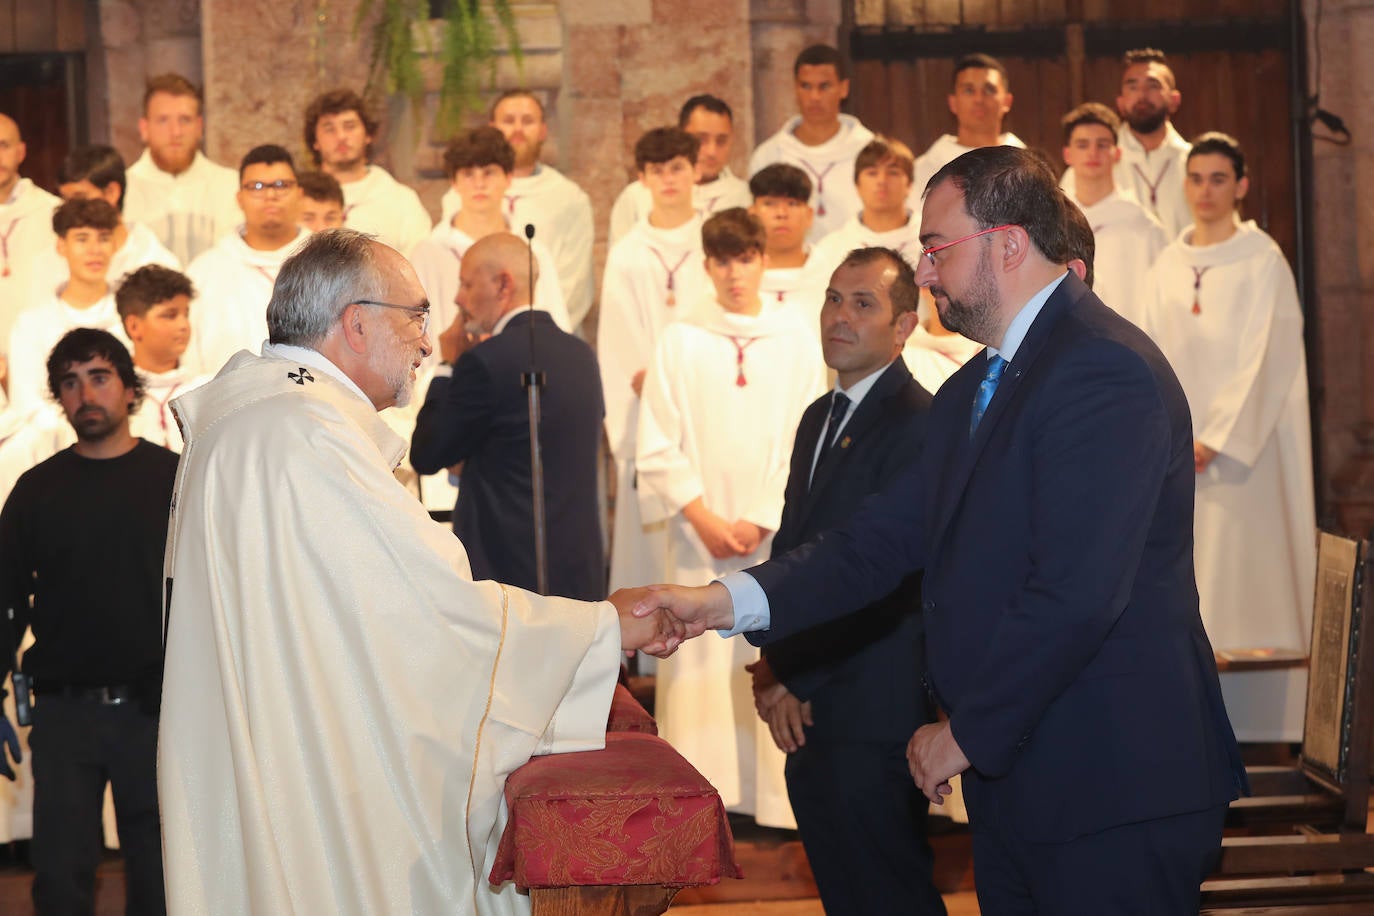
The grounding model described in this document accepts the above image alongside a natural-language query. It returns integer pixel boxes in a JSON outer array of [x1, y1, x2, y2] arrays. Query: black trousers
[[29, 694, 165, 916], [785, 739, 947, 916]]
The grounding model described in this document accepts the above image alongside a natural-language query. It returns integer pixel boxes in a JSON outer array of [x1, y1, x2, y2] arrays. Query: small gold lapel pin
[[839, 436, 852, 449]]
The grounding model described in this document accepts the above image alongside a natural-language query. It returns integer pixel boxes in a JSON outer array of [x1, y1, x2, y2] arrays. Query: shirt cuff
[[715, 571, 770, 637]]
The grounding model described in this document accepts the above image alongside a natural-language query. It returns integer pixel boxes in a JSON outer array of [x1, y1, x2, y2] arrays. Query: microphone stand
[[521, 223, 549, 595]]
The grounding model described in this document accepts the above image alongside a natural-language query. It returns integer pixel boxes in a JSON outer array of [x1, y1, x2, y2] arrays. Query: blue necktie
[[969, 355, 1008, 438]]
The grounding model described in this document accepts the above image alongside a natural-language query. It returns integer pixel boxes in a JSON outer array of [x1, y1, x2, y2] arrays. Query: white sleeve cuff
[[715, 570, 770, 637]]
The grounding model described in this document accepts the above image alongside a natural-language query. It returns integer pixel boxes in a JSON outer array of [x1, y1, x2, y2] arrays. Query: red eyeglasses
[[919, 224, 1017, 266]]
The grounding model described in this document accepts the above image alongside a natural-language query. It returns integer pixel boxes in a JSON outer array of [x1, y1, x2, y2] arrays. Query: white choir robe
[[760, 257, 830, 325], [750, 115, 875, 242], [0, 178, 61, 356], [6, 291, 132, 417], [185, 226, 311, 376], [159, 344, 622, 915], [27, 221, 181, 303], [341, 164, 433, 254], [1065, 187, 1168, 327], [607, 169, 753, 246], [597, 216, 710, 594], [903, 324, 983, 396], [439, 165, 596, 329], [910, 133, 1026, 213], [808, 212, 924, 291], [123, 150, 242, 265], [637, 299, 824, 829], [1143, 220, 1316, 741], [1062, 124, 1192, 239]]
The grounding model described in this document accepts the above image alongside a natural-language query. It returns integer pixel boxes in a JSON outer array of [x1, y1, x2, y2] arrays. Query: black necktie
[[825, 392, 851, 449]]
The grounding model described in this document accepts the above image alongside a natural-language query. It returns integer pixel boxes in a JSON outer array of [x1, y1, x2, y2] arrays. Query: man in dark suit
[[750, 247, 945, 914], [411, 232, 605, 600], [637, 146, 1245, 913]]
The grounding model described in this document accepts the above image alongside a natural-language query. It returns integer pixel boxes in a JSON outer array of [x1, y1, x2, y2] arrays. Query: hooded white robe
[[598, 216, 710, 594], [808, 212, 923, 290], [184, 225, 311, 376], [637, 298, 822, 830], [0, 178, 61, 353], [902, 325, 983, 397], [760, 256, 829, 325], [750, 116, 875, 242], [27, 221, 180, 302], [1065, 187, 1169, 328], [607, 169, 753, 246], [159, 343, 621, 915], [1062, 124, 1192, 239], [1143, 220, 1316, 741], [340, 164, 433, 254], [910, 132, 1026, 212], [6, 291, 131, 417], [439, 165, 595, 328], [123, 150, 242, 265]]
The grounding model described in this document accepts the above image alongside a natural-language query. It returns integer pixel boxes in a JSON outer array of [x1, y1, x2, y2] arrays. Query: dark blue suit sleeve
[[409, 355, 494, 476], [948, 342, 1171, 778]]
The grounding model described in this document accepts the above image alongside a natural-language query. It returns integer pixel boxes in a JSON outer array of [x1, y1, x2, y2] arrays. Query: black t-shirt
[[0, 439, 179, 693]]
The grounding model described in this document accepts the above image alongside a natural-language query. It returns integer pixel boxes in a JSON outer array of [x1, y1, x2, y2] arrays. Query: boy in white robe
[[122, 74, 242, 265], [599, 127, 712, 595], [297, 170, 345, 232], [306, 88, 432, 253], [638, 209, 823, 830], [1142, 133, 1316, 742], [8, 198, 131, 417], [441, 91, 595, 330], [1060, 103, 1168, 327], [610, 95, 753, 245], [0, 114, 61, 358], [750, 45, 874, 242], [157, 227, 677, 915], [911, 53, 1026, 206], [749, 164, 826, 319], [185, 144, 311, 376], [811, 137, 923, 286], [29, 145, 180, 301]]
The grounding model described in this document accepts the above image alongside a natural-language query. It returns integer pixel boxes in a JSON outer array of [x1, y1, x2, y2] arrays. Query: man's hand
[[438, 315, 481, 365], [683, 500, 746, 559], [631, 369, 647, 398], [631, 581, 736, 644], [0, 715, 20, 781], [765, 692, 813, 753], [731, 520, 768, 556], [745, 657, 780, 716], [906, 721, 968, 805], [1194, 441, 1218, 473], [609, 587, 685, 657]]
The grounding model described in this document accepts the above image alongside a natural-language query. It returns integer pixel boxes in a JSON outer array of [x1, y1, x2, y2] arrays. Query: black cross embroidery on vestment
[[288, 368, 315, 385]]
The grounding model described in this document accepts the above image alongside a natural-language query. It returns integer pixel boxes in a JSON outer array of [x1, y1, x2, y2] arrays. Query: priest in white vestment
[[1142, 134, 1315, 742], [185, 145, 311, 376], [637, 210, 824, 830], [0, 114, 61, 357], [159, 228, 675, 915]]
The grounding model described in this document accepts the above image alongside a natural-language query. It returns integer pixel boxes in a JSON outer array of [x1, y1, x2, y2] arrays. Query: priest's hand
[[765, 691, 813, 753], [0, 714, 20, 781], [907, 721, 967, 806], [1194, 441, 1218, 473], [438, 314, 481, 364], [631, 581, 736, 645], [731, 521, 767, 556], [683, 500, 746, 559], [609, 587, 685, 656]]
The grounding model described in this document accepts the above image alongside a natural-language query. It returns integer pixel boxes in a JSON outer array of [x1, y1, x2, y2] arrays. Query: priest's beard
[[369, 331, 418, 409], [930, 246, 1001, 345], [1125, 103, 1169, 136]]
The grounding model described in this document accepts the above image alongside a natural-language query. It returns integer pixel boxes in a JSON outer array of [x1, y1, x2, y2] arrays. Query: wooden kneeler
[[1202, 532, 1374, 912]]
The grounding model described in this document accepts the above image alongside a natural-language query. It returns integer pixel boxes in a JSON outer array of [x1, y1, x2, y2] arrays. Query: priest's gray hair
[[268, 228, 386, 347]]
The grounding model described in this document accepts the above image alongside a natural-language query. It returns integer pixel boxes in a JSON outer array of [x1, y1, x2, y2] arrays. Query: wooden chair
[[1202, 531, 1374, 911]]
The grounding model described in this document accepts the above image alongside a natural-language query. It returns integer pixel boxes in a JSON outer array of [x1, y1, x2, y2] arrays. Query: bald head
[[456, 232, 539, 333], [0, 114, 26, 200]]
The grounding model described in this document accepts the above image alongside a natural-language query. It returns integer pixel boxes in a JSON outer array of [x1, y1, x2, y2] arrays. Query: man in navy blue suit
[[751, 246, 945, 914], [636, 146, 1245, 913], [411, 232, 605, 600]]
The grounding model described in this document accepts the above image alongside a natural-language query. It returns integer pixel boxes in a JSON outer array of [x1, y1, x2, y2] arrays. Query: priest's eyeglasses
[[920, 223, 1017, 266], [353, 299, 431, 333], [240, 179, 298, 196]]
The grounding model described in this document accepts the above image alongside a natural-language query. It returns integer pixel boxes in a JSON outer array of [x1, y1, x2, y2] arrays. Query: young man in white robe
[[638, 209, 823, 830], [750, 45, 875, 243], [157, 227, 678, 915], [749, 164, 827, 319], [810, 137, 923, 285], [0, 113, 61, 364], [185, 144, 311, 376], [29, 145, 181, 301], [1062, 48, 1192, 238], [1142, 133, 1316, 742], [1060, 103, 1168, 327], [610, 95, 753, 245], [440, 91, 595, 330], [297, 170, 345, 232], [910, 54, 1026, 209], [306, 88, 432, 253], [598, 127, 712, 596], [122, 74, 242, 266], [8, 198, 131, 418]]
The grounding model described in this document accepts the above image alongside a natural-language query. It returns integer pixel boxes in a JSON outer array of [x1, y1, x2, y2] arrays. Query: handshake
[[607, 582, 738, 657]]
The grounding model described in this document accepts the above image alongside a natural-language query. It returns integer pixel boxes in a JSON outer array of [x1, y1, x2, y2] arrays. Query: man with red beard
[[123, 74, 242, 265]]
